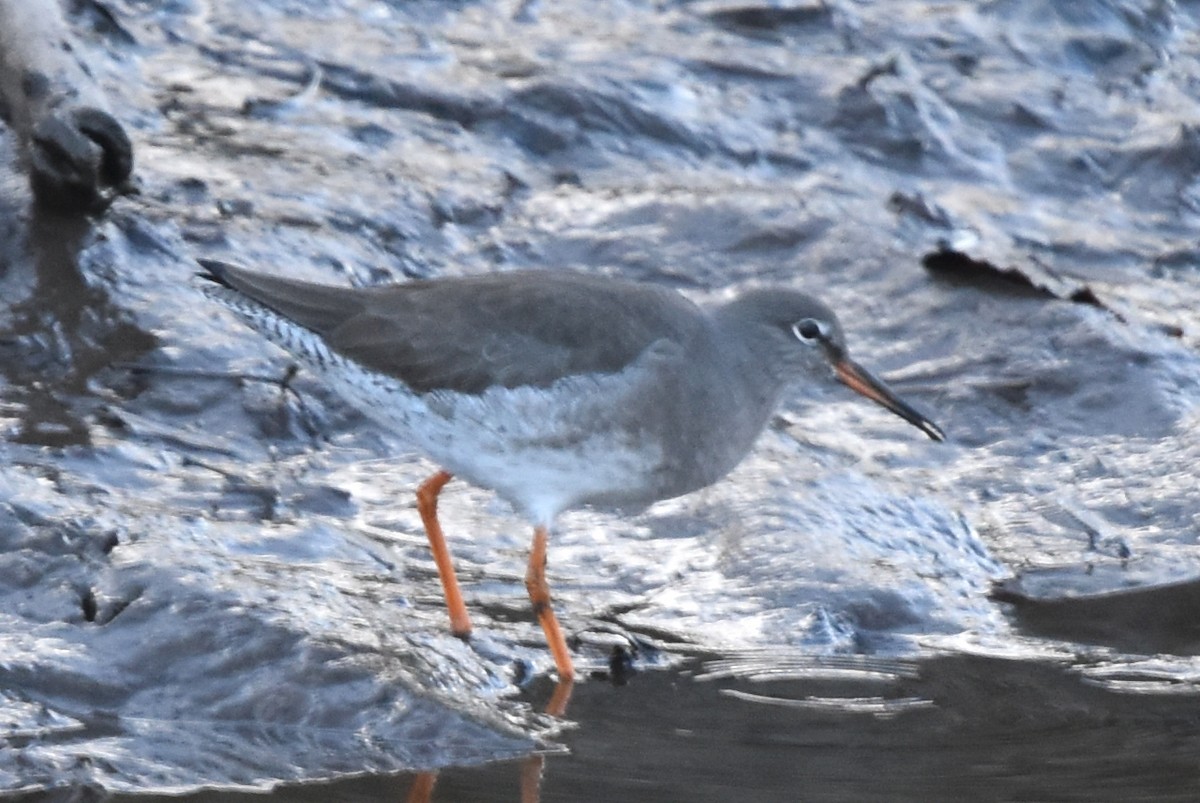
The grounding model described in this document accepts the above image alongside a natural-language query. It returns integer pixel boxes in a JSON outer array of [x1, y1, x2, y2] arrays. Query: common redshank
[[198, 260, 944, 680]]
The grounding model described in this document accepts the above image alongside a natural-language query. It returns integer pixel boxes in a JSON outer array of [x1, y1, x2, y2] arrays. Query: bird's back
[[200, 261, 706, 395]]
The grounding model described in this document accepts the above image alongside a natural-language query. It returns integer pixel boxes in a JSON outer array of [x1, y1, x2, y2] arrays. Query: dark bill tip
[[834, 359, 945, 442]]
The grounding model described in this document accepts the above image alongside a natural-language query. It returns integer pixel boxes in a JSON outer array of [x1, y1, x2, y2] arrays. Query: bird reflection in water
[[404, 677, 574, 803]]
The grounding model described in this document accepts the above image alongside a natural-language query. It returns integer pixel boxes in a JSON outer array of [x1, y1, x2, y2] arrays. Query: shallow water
[[122, 652, 1200, 802], [3, 0, 1200, 799]]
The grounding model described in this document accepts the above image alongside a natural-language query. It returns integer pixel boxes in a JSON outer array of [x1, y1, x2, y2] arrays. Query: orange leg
[[545, 676, 574, 717], [519, 676, 574, 803], [524, 525, 575, 681], [415, 470, 471, 637], [405, 771, 437, 803], [519, 754, 544, 803]]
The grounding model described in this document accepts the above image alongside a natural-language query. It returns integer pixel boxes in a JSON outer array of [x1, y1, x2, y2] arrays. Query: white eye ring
[[791, 318, 827, 344]]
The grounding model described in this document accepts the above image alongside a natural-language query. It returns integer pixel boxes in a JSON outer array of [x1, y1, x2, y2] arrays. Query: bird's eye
[[791, 318, 825, 344]]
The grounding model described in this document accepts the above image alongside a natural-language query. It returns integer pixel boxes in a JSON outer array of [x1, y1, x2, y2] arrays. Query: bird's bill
[[834, 359, 945, 441]]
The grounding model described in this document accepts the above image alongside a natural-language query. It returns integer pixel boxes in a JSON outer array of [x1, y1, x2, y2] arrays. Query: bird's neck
[[659, 329, 787, 493]]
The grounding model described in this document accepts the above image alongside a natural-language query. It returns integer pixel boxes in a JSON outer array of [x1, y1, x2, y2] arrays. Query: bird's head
[[722, 288, 945, 441]]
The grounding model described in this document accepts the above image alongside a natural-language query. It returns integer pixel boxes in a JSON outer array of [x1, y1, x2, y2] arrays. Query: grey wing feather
[[201, 261, 703, 395]]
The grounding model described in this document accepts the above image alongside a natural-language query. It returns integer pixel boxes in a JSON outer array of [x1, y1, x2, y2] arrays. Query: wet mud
[[2, 0, 1200, 800]]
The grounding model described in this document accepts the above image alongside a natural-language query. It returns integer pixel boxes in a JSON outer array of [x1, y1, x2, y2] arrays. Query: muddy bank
[[2, 0, 1199, 798]]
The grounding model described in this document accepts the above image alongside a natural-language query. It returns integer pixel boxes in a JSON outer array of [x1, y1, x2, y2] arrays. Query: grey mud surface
[[2, 1, 1200, 800]]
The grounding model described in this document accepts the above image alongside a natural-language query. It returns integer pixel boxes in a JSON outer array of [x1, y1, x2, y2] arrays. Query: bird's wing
[[200, 260, 703, 395]]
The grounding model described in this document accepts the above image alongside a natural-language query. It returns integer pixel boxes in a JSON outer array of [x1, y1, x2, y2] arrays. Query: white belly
[[323, 352, 666, 525]]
